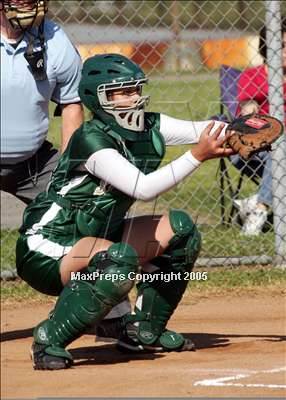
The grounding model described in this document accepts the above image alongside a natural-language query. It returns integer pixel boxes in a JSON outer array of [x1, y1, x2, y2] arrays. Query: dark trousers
[[1, 141, 59, 205]]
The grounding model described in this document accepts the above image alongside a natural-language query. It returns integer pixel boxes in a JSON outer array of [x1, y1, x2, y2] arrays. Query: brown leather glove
[[226, 114, 284, 160]]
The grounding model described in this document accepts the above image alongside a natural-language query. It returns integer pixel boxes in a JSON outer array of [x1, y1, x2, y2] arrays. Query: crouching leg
[[117, 209, 201, 353], [32, 242, 138, 370]]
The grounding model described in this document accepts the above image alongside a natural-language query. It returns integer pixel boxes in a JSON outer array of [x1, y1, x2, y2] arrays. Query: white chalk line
[[187, 368, 260, 373], [194, 366, 286, 389]]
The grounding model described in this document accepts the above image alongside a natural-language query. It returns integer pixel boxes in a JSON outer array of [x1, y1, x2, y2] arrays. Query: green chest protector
[[44, 112, 165, 238]]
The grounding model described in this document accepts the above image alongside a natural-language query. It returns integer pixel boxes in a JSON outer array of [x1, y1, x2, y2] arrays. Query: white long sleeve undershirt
[[85, 115, 227, 201], [159, 114, 226, 144]]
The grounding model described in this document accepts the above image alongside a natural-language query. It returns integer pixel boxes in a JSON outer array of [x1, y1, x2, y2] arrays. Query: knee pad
[[88, 242, 139, 305], [164, 209, 201, 272]]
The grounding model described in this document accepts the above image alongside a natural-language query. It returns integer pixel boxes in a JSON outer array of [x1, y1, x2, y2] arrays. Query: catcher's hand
[[226, 114, 284, 160]]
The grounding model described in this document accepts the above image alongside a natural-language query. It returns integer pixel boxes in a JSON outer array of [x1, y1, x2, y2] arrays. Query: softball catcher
[[16, 54, 247, 370]]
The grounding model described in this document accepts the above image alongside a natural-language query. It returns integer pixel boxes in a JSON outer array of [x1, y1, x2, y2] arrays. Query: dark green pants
[[16, 224, 125, 296], [16, 235, 63, 296]]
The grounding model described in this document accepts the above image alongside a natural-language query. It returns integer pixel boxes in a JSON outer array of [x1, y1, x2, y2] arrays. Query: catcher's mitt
[[226, 114, 284, 160]]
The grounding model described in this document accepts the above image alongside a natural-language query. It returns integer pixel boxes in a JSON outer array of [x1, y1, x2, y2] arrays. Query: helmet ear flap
[[79, 80, 100, 112]]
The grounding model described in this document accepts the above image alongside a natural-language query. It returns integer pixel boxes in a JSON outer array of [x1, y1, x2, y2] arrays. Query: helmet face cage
[[97, 78, 150, 132], [3, 0, 48, 30]]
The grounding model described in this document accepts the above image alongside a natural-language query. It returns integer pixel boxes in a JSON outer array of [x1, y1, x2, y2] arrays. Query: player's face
[[108, 86, 141, 108]]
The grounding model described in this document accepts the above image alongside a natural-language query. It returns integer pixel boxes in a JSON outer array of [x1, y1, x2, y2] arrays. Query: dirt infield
[[1, 292, 286, 398]]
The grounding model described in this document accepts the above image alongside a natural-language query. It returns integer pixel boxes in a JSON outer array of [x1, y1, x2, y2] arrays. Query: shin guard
[[120, 210, 201, 351], [33, 242, 138, 365]]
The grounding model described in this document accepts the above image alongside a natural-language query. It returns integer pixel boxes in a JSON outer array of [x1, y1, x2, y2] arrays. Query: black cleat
[[30, 343, 73, 370], [117, 324, 146, 353], [94, 316, 124, 343]]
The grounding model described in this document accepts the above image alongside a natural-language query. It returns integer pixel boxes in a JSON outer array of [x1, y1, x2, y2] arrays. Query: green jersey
[[20, 112, 165, 252]]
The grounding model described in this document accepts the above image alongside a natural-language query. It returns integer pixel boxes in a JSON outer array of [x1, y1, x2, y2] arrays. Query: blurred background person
[[231, 18, 286, 235], [1, 0, 84, 204]]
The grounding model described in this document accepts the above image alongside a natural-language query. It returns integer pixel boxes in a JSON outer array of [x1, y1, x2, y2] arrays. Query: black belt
[[1, 158, 33, 168], [1, 141, 54, 169]]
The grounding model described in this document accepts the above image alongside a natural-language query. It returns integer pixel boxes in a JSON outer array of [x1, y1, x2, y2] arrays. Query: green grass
[[1, 222, 274, 273], [1, 229, 19, 272], [1, 280, 53, 303], [199, 225, 274, 258], [147, 78, 220, 120], [190, 266, 286, 291], [1, 76, 274, 275], [1, 266, 285, 303]]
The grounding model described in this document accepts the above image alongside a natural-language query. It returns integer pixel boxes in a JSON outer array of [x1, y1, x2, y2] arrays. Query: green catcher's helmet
[[79, 53, 149, 132]]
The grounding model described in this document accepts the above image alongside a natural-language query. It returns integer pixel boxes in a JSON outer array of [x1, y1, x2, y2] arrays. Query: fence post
[[265, 0, 286, 267]]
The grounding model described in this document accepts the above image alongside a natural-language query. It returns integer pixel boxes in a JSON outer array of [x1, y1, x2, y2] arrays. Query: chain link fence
[[1, 0, 286, 277]]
